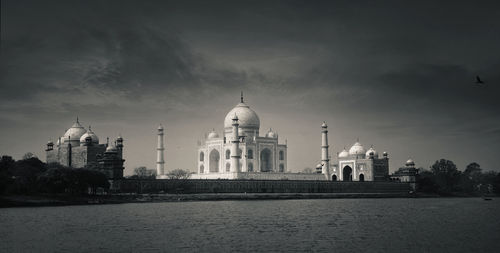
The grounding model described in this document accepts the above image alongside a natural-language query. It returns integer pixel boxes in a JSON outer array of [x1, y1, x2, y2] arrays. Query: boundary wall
[[112, 179, 411, 194]]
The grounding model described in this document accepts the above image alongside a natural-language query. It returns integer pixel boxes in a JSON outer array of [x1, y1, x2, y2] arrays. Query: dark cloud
[[1, 0, 500, 173]]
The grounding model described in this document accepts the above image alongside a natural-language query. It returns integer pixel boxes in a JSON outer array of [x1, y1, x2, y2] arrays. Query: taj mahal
[[156, 93, 397, 181]]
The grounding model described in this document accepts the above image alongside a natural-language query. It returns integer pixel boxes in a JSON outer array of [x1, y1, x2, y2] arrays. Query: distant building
[[390, 159, 418, 183], [331, 142, 390, 181], [45, 118, 124, 179]]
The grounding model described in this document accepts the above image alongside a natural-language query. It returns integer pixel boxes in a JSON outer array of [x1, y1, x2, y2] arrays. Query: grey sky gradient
[[2, 0, 500, 175]]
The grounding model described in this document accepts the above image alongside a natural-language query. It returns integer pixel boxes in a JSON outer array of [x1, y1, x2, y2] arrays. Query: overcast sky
[[2, 0, 500, 175]]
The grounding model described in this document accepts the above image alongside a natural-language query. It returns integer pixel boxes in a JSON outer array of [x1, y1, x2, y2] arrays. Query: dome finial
[[88, 125, 91, 131], [241, 91, 244, 103], [76, 116, 79, 123]]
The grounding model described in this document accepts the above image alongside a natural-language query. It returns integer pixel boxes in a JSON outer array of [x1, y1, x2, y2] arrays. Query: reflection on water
[[1, 198, 499, 252]]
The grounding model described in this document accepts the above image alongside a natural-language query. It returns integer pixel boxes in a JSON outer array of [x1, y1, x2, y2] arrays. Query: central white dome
[[224, 102, 260, 130]]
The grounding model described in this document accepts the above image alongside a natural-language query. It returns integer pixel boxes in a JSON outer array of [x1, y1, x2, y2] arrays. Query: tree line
[[417, 159, 500, 195], [2, 153, 499, 196], [0, 155, 109, 195], [127, 166, 192, 180]]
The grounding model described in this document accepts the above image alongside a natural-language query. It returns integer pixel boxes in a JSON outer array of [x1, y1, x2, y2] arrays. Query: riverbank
[[0, 192, 450, 208]]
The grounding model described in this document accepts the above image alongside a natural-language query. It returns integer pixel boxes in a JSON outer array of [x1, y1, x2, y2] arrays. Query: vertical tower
[[116, 134, 124, 159], [230, 115, 240, 173], [157, 124, 165, 176], [67, 135, 72, 167], [321, 122, 331, 180]]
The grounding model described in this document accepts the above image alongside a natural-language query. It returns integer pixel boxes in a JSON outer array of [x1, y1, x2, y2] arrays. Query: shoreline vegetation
[[1, 155, 499, 208], [1, 192, 495, 208]]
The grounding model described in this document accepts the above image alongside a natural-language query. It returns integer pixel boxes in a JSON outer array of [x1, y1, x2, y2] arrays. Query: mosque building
[[330, 141, 390, 182], [45, 118, 125, 179], [155, 93, 391, 181]]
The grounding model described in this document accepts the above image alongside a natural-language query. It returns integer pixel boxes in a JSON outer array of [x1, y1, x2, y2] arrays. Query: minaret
[[321, 122, 331, 180], [156, 124, 165, 177], [230, 115, 240, 173], [116, 134, 124, 159]]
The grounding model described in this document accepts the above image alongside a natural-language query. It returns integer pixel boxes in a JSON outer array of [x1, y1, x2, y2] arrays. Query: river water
[[1, 198, 499, 252]]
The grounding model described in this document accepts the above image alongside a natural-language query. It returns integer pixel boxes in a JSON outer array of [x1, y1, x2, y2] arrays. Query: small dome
[[207, 129, 219, 139], [383, 151, 388, 157], [47, 140, 54, 145], [316, 163, 323, 169], [106, 145, 118, 153], [63, 119, 87, 142], [117, 134, 123, 141], [349, 141, 366, 156], [321, 122, 327, 128], [366, 147, 378, 157], [265, 128, 277, 138], [406, 159, 415, 166], [158, 124, 164, 130], [80, 129, 99, 144], [338, 149, 349, 158]]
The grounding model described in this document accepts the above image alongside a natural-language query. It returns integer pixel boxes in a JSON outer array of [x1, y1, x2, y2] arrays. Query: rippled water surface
[[1, 198, 500, 252]]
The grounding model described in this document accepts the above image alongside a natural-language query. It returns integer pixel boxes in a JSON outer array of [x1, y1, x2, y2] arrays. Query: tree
[[460, 163, 483, 192], [464, 163, 482, 181], [417, 170, 438, 193], [494, 173, 500, 194], [302, 167, 313, 173], [430, 159, 462, 193], [37, 165, 74, 194], [0, 156, 15, 194], [22, 152, 37, 160], [131, 166, 156, 179], [166, 169, 192, 180], [10, 156, 47, 194]]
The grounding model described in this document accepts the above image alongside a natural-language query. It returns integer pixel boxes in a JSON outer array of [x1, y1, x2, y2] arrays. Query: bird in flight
[[475, 75, 484, 84]]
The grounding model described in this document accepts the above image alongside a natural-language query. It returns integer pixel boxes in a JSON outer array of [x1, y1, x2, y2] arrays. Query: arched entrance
[[359, 174, 365, 182], [332, 175, 337, 181], [209, 149, 220, 172], [343, 166, 352, 181], [260, 148, 272, 172]]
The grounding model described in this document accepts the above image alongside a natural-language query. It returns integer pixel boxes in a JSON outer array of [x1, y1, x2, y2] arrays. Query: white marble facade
[[193, 95, 287, 179], [331, 142, 389, 181]]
